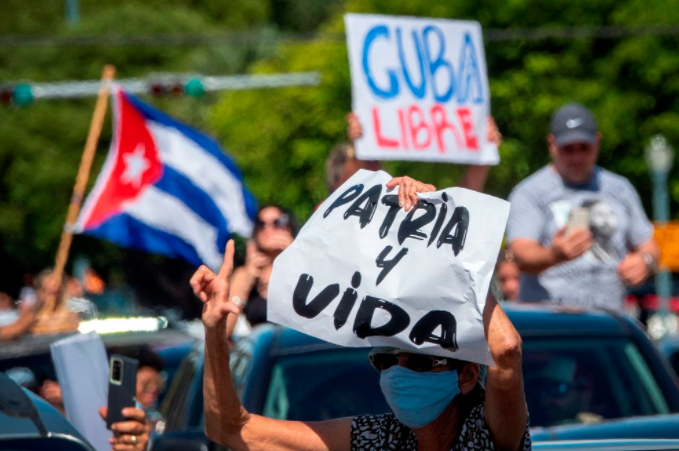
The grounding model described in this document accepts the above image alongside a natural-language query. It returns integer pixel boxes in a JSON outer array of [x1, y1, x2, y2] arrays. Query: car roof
[[260, 304, 631, 355], [531, 415, 679, 441], [0, 328, 194, 360], [503, 304, 630, 338], [533, 439, 679, 451], [0, 389, 84, 436]]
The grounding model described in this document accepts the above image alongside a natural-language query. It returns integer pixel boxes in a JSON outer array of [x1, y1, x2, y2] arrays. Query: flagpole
[[44, 65, 116, 316]]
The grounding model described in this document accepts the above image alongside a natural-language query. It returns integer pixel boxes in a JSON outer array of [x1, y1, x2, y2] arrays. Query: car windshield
[[261, 348, 388, 421], [523, 336, 670, 428]]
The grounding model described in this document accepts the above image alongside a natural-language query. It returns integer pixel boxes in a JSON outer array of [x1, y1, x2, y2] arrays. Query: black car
[[531, 414, 679, 441], [153, 305, 679, 450], [0, 327, 195, 399], [0, 371, 95, 451]]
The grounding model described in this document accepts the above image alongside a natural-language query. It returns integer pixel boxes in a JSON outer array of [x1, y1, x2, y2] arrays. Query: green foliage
[[3, 0, 679, 307], [212, 0, 679, 213], [0, 0, 319, 296]]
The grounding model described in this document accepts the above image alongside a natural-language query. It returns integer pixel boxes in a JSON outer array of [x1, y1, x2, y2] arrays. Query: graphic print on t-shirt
[[580, 198, 620, 264]]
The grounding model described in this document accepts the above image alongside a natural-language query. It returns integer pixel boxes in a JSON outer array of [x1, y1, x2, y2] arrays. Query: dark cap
[[550, 103, 598, 147]]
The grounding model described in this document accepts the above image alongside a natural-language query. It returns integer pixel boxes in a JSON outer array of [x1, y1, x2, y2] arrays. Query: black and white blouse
[[351, 403, 532, 451]]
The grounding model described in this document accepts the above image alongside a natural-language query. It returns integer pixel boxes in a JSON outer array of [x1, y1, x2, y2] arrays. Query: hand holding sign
[[268, 170, 510, 365], [191, 240, 240, 329], [386, 175, 436, 211]]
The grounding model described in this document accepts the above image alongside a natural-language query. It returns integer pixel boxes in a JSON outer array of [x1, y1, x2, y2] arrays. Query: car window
[[230, 338, 255, 400], [523, 337, 670, 428], [159, 350, 200, 432], [262, 348, 389, 421]]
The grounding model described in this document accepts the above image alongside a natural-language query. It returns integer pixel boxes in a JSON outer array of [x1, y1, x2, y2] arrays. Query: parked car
[[533, 440, 679, 451], [0, 370, 95, 451], [152, 304, 679, 450], [531, 415, 679, 441], [658, 335, 679, 383], [0, 326, 195, 406]]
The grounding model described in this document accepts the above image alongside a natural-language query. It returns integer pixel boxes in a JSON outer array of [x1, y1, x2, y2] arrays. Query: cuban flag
[[76, 86, 257, 270]]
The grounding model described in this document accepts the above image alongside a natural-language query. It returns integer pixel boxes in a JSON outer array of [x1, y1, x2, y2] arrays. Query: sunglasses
[[369, 352, 457, 373], [255, 214, 291, 231]]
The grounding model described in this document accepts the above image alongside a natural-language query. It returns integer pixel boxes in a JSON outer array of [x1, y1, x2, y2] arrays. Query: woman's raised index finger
[[218, 239, 236, 278]]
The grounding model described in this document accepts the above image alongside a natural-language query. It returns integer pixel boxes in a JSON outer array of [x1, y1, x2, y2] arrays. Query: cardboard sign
[[654, 221, 679, 272], [345, 14, 498, 165], [268, 170, 510, 365]]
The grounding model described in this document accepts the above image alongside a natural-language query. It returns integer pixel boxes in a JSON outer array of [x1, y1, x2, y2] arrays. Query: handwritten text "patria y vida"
[[290, 182, 470, 351], [362, 24, 485, 153]]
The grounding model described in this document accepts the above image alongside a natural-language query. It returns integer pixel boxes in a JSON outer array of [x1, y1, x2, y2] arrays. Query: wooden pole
[[45, 65, 116, 314]]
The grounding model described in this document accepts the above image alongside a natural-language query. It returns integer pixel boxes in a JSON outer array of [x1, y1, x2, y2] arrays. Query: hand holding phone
[[106, 354, 138, 430]]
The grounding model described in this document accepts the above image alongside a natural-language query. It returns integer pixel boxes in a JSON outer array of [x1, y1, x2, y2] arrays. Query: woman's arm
[[388, 175, 527, 451], [483, 295, 528, 451], [191, 241, 352, 451]]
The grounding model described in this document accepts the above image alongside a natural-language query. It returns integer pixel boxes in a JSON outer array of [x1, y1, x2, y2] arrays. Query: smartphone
[[106, 354, 138, 429], [566, 207, 590, 235]]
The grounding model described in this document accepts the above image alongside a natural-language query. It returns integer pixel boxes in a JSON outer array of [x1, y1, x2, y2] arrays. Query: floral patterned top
[[351, 403, 531, 451]]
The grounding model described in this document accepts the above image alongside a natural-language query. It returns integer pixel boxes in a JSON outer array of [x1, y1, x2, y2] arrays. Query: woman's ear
[[458, 363, 480, 395]]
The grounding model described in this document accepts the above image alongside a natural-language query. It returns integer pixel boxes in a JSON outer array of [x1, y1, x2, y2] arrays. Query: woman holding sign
[[192, 176, 529, 451]]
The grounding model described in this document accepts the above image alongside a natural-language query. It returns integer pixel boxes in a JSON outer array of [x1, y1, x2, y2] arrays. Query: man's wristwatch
[[641, 252, 658, 274]]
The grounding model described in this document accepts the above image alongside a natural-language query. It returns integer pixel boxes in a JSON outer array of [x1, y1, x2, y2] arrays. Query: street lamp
[[645, 134, 674, 338]]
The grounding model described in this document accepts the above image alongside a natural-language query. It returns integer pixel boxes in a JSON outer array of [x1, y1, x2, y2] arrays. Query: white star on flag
[[121, 144, 150, 187]]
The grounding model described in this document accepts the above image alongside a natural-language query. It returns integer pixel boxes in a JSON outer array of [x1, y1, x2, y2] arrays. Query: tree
[[211, 0, 679, 221]]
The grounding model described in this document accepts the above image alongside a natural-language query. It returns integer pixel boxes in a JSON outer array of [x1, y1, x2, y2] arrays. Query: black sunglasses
[[255, 214, 291, 231], [369, 352, 457, 373]]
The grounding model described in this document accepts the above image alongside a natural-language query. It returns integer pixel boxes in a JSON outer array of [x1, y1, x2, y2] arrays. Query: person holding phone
[[226, 205, 299, 340], [506, 103, 659, 310]]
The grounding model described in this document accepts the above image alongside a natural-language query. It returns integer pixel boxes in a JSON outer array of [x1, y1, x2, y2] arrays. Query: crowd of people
[[0, 101, 665, 451], [182, 102, 662, 451]]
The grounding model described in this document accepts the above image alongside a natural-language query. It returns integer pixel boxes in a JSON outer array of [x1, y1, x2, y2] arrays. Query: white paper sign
[[51, 332, 112, 451], [268, 170, 509, 365], [345, 14, 498, 165]]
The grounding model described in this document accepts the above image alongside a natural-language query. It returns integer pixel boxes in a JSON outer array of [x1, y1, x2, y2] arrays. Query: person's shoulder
[[352, 412, 414, 450], [597, 167, 635, 189], [509, 166, 553, 198], [352, 411, 396, 431]]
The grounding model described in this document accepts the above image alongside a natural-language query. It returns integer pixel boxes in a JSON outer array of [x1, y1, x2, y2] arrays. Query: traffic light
[[13, 84, 33, 106], [184, 78, 205, 98], [148, 79, 205, 98], [0, 84, 34, 106]]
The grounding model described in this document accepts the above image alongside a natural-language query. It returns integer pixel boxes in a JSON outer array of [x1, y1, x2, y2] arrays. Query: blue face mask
[[379, 365, 460, 429]]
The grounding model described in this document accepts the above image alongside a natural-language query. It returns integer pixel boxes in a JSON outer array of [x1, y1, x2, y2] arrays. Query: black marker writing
[[375, 245, 408, 286]]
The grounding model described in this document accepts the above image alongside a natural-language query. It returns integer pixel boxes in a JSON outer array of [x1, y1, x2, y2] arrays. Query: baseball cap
[[550, 103, 598, 147]]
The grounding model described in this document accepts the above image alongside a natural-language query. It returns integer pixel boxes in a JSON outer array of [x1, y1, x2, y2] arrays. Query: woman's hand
[[190, 240, 239, 329], [386, 176, 436, 212], [99, 407, 150, 451], [244, 240, 271, 279], [486, 116, 502, 147], [347, 112, 363, 141]]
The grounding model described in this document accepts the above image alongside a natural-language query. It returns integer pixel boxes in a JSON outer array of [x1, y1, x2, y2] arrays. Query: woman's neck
[[413, 401, 461, 451]]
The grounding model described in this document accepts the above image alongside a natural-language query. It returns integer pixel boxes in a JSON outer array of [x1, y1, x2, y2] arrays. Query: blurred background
[[1, 0, 678, 319]]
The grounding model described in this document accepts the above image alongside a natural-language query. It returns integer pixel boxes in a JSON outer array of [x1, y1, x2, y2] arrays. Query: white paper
[[268, 170, 510, 365], [51, 332, 112, 451], [345, 14, 498, 165]]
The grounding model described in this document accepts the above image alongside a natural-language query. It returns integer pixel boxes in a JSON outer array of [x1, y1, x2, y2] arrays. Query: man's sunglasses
[[255, 215, 291, 231], [369, 352, 457, 373]]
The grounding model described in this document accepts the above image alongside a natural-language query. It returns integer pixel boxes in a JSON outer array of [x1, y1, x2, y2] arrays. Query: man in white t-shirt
[[506, 103, 660, 310]]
